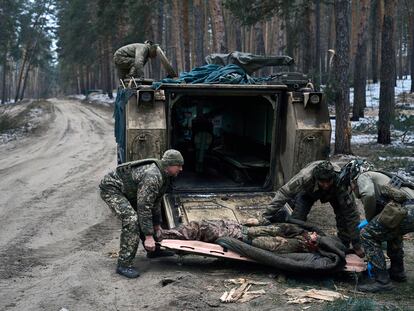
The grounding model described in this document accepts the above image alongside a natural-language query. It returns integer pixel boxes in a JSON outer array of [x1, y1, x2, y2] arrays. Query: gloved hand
[[358, 219, 369, 230]]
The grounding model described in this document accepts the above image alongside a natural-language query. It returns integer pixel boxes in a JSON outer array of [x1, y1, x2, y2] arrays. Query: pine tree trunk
[[209, 0, 226, 53], [182, 0, 191, 71], [105, 39, 113, 99], [352, 0, 370, 121], [14, 50, 28, 103], [150, 0, 162, 80], [193, 0, 205, 67], [255, 22, 266, 74], [378, 0, 397, 144], [1, 52, 7, 104], [371, 0, 379, 83], [333, 0, 352, 155], [235, 20, 242, 51], [20, 63, 32, 101], [326, 3, 335, 83], [410, 8, 414, 92], [315, 0, 321, 86], [302, 1, 312, 75], [171, 0, 182, 72]]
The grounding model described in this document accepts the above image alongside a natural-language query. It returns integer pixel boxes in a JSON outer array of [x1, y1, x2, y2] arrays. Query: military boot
[[389, 257, 407, 282], [116, 265, 140, 278], [357, 268, 394, 293]]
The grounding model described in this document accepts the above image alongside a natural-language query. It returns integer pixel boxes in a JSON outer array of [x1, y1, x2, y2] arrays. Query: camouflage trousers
[[161, 220, 313, 254], [113, 54, 138, 79], [361, 203, 414, 270], [100, 187, 140, 266]]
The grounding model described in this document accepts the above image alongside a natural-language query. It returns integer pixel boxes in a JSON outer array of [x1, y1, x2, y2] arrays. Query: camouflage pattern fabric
[[263, 161, 361, 248], [354, 171, 414, 221], [99, 162, 168, 266], [250, 235, 312, 253], [100, 189, 139, 266], [113, 43, 150, 79], [361, 203, 414, 270], [160, 220, 243, 242], [161, 220, 316, 253]]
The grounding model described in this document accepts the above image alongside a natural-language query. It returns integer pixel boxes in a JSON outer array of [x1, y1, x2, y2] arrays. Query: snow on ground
[[349, 75, 413, 108], [0, 107, 44, 144], [68, 91, 116, 106], [330, 76, 414, 145]]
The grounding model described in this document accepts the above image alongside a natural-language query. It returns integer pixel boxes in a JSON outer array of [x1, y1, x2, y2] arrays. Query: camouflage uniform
[[161, 220, 316, 254], [356, 171, 414, 271], [100, 161, 169, 266], [113, 42, 155, 79], [263, 161, 361, 249]]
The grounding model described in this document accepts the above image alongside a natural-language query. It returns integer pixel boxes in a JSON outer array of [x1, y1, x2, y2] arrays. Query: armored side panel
[[279, 92, 331, 183], [125, 91, 167, 161]]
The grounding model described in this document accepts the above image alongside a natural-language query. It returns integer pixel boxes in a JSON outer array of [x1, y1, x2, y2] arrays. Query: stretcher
[[159, 239, 366, 273]]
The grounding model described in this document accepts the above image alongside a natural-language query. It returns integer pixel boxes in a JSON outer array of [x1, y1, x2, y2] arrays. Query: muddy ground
[[0, 99, 413, 311]]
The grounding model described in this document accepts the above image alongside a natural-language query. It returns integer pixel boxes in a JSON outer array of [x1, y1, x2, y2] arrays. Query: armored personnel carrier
[[115, 54, 331, 229]]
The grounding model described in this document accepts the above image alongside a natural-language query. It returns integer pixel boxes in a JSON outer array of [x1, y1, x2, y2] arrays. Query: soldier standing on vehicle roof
[[113, 40, 177, 80], [262, 160, 364, 257], [339, 159, 414, 292], [99, 149, 184, 278]]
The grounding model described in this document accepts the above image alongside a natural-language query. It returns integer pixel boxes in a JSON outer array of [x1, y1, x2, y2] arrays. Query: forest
[[0, 0, 413, 151]]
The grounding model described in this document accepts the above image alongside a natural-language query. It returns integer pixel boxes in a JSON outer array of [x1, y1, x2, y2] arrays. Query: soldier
[[113, 40, 176, 80], [99, 149, 184, 278], [160, 219, 319, 254], [340, 159, 414, 292], [262, 160, 364, 257]]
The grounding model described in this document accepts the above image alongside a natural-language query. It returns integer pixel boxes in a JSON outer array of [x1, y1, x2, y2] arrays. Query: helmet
[[339, 159, 374, 186], [313, 161, 336, 180]]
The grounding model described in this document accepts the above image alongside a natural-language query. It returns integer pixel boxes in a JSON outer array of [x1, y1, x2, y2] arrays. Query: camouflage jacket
[[263, 161, 361, 243], [100, 161, 169, 235], [355, 171, 414, 221], [113, 43, 150, 77]]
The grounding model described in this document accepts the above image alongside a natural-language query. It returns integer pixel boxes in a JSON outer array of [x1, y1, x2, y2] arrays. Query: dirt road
[[0, 99, 413, 311]]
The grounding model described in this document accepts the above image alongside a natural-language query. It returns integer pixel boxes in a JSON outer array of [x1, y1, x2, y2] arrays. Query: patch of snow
[[379, 156, 414, 161], [68, 94, 86, 101], [349, 76, 412, 109], [0, 107, 44, 145], [330, 117, 414, 145], [68, 92, 116, 106], [88, 92, 116, 105]]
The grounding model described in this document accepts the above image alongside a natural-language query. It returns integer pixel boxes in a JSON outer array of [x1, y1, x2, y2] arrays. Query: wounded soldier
[[159, 219, 319, 254]]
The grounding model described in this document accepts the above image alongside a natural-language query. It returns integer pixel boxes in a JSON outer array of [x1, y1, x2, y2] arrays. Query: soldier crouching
[[340, 159, 414, 292], [99, 149, 184, 278]]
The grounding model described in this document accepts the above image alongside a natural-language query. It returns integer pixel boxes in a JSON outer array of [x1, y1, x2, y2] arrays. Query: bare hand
[[144, 235, 156, 252], [242, 218, 260, 226]]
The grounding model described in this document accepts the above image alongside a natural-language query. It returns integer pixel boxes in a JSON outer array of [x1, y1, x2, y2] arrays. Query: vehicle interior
[[170, 95, 275, 191]]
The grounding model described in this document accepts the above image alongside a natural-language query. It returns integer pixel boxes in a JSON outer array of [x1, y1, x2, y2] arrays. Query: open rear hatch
[[163, 192, 274, 229], [161, 193, 366, 273]]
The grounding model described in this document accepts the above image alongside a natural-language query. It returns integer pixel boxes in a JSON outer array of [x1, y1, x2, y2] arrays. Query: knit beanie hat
[[161, 149, 184, 166]]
